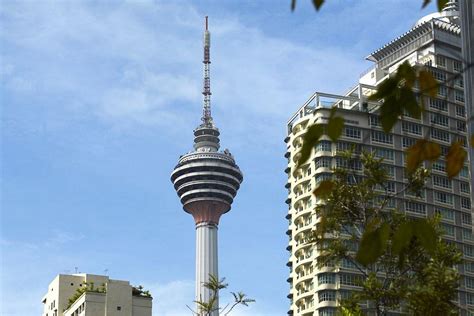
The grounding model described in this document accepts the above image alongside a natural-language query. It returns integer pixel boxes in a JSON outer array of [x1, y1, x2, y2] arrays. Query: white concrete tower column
[[195, 222, 219, 315]]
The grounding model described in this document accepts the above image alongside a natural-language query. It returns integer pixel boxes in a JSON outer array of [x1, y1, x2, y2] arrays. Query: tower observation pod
[[170, 17, 243, 315]]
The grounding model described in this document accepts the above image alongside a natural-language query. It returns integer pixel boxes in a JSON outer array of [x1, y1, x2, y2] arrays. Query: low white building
[[41, 273, 152, 316]]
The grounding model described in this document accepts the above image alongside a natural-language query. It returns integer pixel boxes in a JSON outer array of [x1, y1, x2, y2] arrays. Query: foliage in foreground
[[189, 275, 255, 316], [65, 282, 106, 311], [311, 151, 462, 315]]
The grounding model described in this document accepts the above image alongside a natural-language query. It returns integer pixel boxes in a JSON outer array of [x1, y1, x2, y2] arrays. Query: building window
[[336, 141, 361, 153], [461, 182, 470, 194], [468, 294, 474, 305], [341, 258, 358, 269], [465, 246, 474, 258], [369, 115, 380, 127], [466, 262, 474, 273], [432, 160, 445, 172], [318, 273, 336, 285], [318, 290, 336, 302], [432, 175, 452, 189], [461, 198, 471, 210], [402, 137, 416, 149], [429, 98, 448, 112], [455, 77, 464, 88], [405, 201, 426, 215], [431, 69, 446, 81], [319, 308, 337, 316], [434, 191, 453, 205], [463, 212, 472, 225], [441, 223, 455, 237], [371, 131, 393, 144], [456, 105, 466, 117], [457, 121, 466, 132], [430, 113, 449, 127], [438, 85, 447, 97], [402, 122, 422, 135], [344, 127, 361, 139], [315, 157, 332, 169], [455, 91, 465, 102], [464, 229, 474, 241], [373, 148, 394, 161], [436, 55, 446, 67], [454, 60, 462, 72], [460, 166, 469, 178], [117, 306, 122, 311], [430, 128, 450, 143], [339, 274, 362, 287], [315, 140, 332, 152]]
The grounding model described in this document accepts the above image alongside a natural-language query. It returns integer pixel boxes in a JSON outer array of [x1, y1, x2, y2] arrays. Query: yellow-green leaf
[[446, 141, 467, 178], [418, 69, 438, 97], [313, 180, 334, 197], [327, 116, 344, 142], [297, 124, 324, 167], [470, 134, 474, 148], [412, 219, 437, 255], [406, 139, 441, 173]]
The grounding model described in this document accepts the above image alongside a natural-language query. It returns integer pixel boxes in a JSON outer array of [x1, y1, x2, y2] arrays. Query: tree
[[311, 150, 462, 315], [187, 275, 255, 316]]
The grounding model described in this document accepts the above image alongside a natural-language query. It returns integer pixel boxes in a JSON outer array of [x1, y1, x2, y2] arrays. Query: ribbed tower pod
[[170, 17, 243, 316]]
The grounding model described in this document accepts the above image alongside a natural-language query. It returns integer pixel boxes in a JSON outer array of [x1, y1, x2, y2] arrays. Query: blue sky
[[1, 1, 437, 315]]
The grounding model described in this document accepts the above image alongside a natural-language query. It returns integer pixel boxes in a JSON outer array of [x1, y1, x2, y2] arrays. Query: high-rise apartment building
[[285, 4, 472, 316], [41, 273, 152, 316]]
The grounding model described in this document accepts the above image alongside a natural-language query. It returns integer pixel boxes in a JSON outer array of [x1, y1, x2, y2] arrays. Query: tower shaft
[[196, 223, 219, 316]]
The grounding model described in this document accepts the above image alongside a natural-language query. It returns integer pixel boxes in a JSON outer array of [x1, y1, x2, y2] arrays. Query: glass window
[[466, 262, 474, 273], [372, 131, 393, 144], [344, 127, 361, 139], [435, 207, 454, 221], [465, 246, 474, 258], [461, 182, 470, 194], [434, 191, 453, 205], [460, 166, 469, 178], [432, 160, 446, 172], [441, 223, 455, 237], [315, 157, 332, 169], [402, 137, 416, 148], [436, 55, 446, 67], [456, 105, 466, 117], [464, 229, 474, 241], [455, 91, 465, 102], [438, 85, 447, 97], [405, 201, 426, 215], [431, 128, 450, 143], [316, 140, 332, 152], [339, 274, 362, 287], [463, 212, 472, 225], [402, 122, 422, 135], [429, 98, 448, 112], [432, 175, 452, 189], [318, 290, 336, 302], [373, 148, 394, 161], [336, 142, 361, 153], [430, 113, 449, 127], [318, 273, 336, 285], [454, 60, 462, 72], [369, 115, 380, 127], [461, 198, 471, 210]]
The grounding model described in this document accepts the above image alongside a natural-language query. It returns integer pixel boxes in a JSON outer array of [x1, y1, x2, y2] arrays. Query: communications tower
[[171, 17, 243, 315]]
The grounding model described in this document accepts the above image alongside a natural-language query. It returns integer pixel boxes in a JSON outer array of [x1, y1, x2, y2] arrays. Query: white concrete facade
[[41, 274, 152, 316]]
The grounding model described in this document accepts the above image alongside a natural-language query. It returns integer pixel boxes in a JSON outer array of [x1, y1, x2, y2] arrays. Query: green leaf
[[422, 0, 431, 8], [327, 108, 344, 141], [297, 124, 324, 167], [392, 221, 413, 255], [397, 61, 416, 88], [419, 69, 438, 97], [437, 0, 449, 11], [470, 134, 474, 148], [446, 141, 467, 178], [313, 180, 334, 197], [312, 0, 325, 11], [356, 222, 389, 266], [412, 219, 437, 255]]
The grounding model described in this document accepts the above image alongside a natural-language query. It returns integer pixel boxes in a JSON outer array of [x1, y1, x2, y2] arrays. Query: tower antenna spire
[[202, 16, 212, 126]]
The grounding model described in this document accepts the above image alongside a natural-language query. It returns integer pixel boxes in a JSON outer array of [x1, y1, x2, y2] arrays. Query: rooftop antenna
[[104, 269, 109, 276], [201, 16, 213, 126], [74, 267, 78, 274]]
